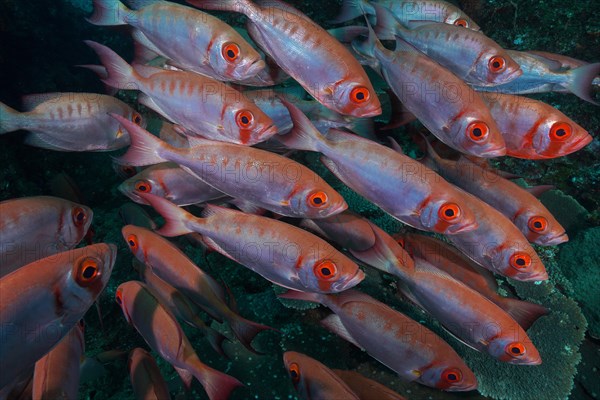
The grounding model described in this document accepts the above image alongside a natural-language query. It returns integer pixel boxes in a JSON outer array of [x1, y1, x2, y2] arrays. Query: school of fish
[[0, 0, 597, 398]]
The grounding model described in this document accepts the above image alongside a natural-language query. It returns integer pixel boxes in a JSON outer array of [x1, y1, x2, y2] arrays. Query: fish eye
[[350, 86, 370, 104], [132, 112, 142, 126], [121, 166, 137, 177], [528, 216, 548, 233], [442, 368, 463, 384], [438, 203, 461, 222], [72, 207, 88, 227], [454, 18, 468, 28], [116, 288, 123, 305], [222, 42, 241, 62], [505, 342, 526, 357], [549, 122, 572, 141], [236, 110, 254, 128], [126, 234, 139, 252], [76, 257, 101, 287], [489, 56, 507, 73], [308, 191, 328, 208], [314, 259, 338, 280], [134, 180, 152, 193], [509, 252, 531, 270], [288, 362, 300, 383], [466, 121, 489, 142]]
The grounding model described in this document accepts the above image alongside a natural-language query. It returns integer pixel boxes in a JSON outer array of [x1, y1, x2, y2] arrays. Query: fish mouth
[[118, 183, 144, 204], [541, 232, 569, 246], [569, 133, 593, 152], [518, 269, 549, 282], [447, 219, 478, 235], [356, 104, 382, 118], [320, 200, 348, 218], [337, 268, 365, 291], [242, 59, 267, 79], [447, 382, 478, 392], [478, 144, 507, 158], [258, 124, 279, 141]]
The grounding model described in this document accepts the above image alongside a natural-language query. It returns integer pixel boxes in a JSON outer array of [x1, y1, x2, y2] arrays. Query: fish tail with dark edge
[[111, 113, 168, 166], [83, 40, 141, 91], [331, 0, 375, 24], [276, 98, 326, 152], [372, 3, 403, 40], [0, 102, 22, 134], [204, 327, 230, 358], [87, 0, 130, 26], [569, 62, 600, 105], [188, 360, 244, 400], [137, 192, 198, 237], [228, 314, 276, 354], [499, 297, 550, 331]]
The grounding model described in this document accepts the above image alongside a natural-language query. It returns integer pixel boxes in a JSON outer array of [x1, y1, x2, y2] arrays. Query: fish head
[[419, 196, 478, 235], [514, 211, 568, 246], [488, 245, 548, 281], [112, 107, 146, 149], [119, 175, 165, 205], [223, 101, 279, 145], [58, 201, 94, 249], [283, 351, 308, 394], [471, 49, 522, 86], [327, 79, 382, 118], [115, 281, 142, 325], [297, 251, 364, 293], [487, 336, 541, 365], [418, 363, 478, 392], [288, 183, 348, 218], [533, 117, 592, 158], [121, 225, 151, 263], [209, 34, 266, 81], [449, 115, 506, 158], [444, 11, 481, 31]]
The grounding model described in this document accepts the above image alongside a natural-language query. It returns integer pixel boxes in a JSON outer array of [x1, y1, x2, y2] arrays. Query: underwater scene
[[0, 0, 598, 399]]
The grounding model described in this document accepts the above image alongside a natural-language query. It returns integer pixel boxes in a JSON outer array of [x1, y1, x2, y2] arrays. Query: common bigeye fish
[[84, 41, 277, 145], [87, 0, 266, 82], [283, 351, 359, 400], [280, 290, 477, 392], [333, 370, 407, 400], [138, 193, 365, 294], [32, 322, 85, 400], [277, 100, 478, 235], [352, 22, 506, 157], [0, 244, 115, 390], [0, 196, 93, 277], [128, 348, 172, 400], [115, 281, 243, 400], [479, 92, 593, 159], [333, 0, 480, 31], [0, 93, 141, 151], [187, 0, 382, 118], [373, 3, 521, 86], [114, 114, 347, 219]]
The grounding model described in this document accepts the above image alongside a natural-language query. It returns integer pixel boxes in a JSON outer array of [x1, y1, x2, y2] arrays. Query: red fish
[[128, 348, 172, 400], [333, 370, 407, 400]]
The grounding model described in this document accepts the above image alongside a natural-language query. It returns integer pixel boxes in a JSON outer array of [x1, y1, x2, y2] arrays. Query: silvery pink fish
[[423, 143, 568, 245], [479, 92, 593, 159], [301, 211, 378, 252], [277, 100, 478, 235], [32, 322, 85, 400], [115, 281, 243, 400], [280, 290, 477, 391], [373, 3, 521, 86], [114, 114, 347, 218], [352, 22, 506, 157], [122, 225, 271, 353], [333, 0, 480, 31], [128, 348, 172, 400], [84, 41, 277, 145], [0, 93, 141, 151], [119, 163, 225, 206], [87, 0, 265, 82], [333, 370, 407, 400], [0, 196, 93, 277], [187, 0, 382, 117], [283, 351, 360, 400], [138, 193, 365, 294], [0, 244, 115, 390]]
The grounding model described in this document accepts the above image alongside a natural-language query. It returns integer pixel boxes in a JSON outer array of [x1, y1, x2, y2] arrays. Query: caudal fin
[[137, 192, 197, 237], [84, 40, 141, 90], [569, 62, 600, 105], [0, 102, 23, 134], [111, 113, 167, 166], [204, 327, 230, 358], [87, 0, 129, 26], [276, 98, 327, 152], [372, 3, 401, 40], [188, 359, 244, 400], [499, 297, 549, 331], [229, 314, 275, 354], [331, 0, 375, 24]]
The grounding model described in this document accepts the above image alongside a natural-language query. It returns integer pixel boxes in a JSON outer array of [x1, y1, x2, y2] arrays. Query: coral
[[539, 190, 591, 236]]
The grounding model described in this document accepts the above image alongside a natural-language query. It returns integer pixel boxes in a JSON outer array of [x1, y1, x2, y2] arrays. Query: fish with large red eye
[[441, 368, 463, 385], [72, 206, 88, 227], [75, 257, 101, 287], [235, 110, 254, 129], [528, 216, 548, 233], [131, 112, 143, 126], [466, 121, 489, 142], [314, 260, 338, 280], [126, 234, 139, 253], [222, 42, 241, 62], [454, 19, 469, 28], [134, 180, 152, 193], [549, 122, 572, 141], [438, 203, 461, 222], [509, 252, 531, 270], [307, 191, 328, 208], [505, 342, 526, 357], [488, 56, 507, 73], [350, 87, 370, 104], [288, 362, 301, 384]]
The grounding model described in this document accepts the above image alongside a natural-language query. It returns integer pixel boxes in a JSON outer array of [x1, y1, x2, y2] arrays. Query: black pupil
[[516, 257, 526, 266], [556, 129, 566, 136], [129, 240, 135, 247], [77, 212, 85, 221], [313, 197, 323, 204], [139, 185, 147, 191], [473, 128, 482, 137], [321, 267, 331, 276], [493, 61, 501, 68], [227, 49, 236, 58], [534, 221, 542, 228], [83, 266, 95, 279], [445, 208, 454, 217], [241, 116, 249, 124], [290, 370, 298, 378], [356, 91, 365, 100], [511, 347, 521, 354], [448, 373, 457, 381]]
